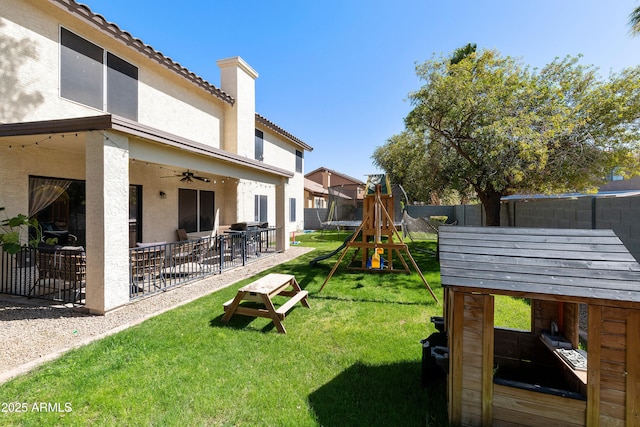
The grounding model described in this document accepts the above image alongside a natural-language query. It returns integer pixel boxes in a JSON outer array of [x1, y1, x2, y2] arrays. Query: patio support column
[[84, 131, 130, 314], [275, 177, 290, 252]]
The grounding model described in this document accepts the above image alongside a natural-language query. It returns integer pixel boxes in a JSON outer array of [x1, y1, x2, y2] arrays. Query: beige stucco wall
[[1, 0, 310, 310], [218, 57, 258, 156], [259, 128, 305, 231], [1, 0, 224, 148], [0, 134, 86, 221], [129, 160, 229, 244]]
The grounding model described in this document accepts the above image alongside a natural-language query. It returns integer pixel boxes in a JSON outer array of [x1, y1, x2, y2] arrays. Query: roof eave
[[256, 113, 312, 152], [49, 0, 235, 106], [0, 115, 293, 178]]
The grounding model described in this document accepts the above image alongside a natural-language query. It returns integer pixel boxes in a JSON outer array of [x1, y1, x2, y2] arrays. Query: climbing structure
[[319, 174, 439, 303]]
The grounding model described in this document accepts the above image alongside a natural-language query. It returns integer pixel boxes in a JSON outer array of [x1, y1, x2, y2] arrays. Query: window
[[29, 176, 86, 247], [289, 198, 296, 222], [296, 150, 303, 173], [60, 28, 103, 110], [60, 28, 138, 120], [255, 129, 264, 161], [107, 53, 138, 120], [129, 185, 142, 247], [255, 195, 267, 222], [178, 189, 215, 233]]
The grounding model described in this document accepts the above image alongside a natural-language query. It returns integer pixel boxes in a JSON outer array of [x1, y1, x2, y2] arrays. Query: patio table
[[221, 273, 309, 333]]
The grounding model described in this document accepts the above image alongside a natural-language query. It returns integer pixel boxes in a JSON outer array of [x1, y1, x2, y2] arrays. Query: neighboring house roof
[[305, 167, 365, 185], [304, 178, 328, 196], [0, 115, 294, 178], [439, 226, 640, 303], [50, 0, 311, 151], [256, 114, 312, 152]]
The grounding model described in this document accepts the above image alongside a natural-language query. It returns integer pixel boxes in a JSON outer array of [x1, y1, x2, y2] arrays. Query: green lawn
[[0, 231, 528, 426]]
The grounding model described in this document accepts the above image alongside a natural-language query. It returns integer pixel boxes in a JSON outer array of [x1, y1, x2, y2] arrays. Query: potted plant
[[0, 207, 51, 255]]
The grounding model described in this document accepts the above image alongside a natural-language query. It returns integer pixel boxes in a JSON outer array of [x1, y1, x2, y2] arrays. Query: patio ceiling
[[0, 114, 294, 183]]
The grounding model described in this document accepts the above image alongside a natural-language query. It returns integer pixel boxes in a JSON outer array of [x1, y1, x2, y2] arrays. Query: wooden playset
[[319, 175, 438, 302]]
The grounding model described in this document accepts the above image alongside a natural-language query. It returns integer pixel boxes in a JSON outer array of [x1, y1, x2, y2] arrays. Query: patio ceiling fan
[[163, 170, 210, 183]]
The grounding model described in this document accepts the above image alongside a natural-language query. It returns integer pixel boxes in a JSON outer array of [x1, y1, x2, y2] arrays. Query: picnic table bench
[[221, 273, 309, 333]]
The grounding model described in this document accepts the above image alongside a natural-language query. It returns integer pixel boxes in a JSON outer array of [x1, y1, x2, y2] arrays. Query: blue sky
[[82, 0, 639, 181]]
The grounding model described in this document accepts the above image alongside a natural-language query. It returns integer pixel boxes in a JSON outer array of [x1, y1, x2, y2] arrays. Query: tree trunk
[[477, 190, 502, 226]]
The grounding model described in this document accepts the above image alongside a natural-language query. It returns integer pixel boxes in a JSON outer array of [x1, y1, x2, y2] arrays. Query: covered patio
[[0, 114, 295, 314]]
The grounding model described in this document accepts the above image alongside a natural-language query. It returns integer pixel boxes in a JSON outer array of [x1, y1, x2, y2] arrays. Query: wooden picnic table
[[221, 273, 309, 333]]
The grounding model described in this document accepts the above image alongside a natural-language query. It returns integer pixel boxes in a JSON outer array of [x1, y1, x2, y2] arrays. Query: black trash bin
[[421, 331, 447, 387]]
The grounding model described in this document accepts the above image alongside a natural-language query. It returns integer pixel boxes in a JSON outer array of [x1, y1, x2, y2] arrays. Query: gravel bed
[[0, 246, 313, 384]]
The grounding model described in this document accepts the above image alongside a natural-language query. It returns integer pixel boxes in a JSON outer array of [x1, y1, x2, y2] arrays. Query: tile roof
[[255, 114, 312, 151], [305, 167, 365, 184], [52, 0, 235, 105], [304, 178, 328, 195], [49, 0, 312, 152]]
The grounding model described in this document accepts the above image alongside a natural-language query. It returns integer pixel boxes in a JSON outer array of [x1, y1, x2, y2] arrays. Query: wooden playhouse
[[438, 226, 640, 427]]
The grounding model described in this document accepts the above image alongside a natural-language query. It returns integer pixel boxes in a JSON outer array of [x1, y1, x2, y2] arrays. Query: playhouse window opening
[[493, 329, 586, 398], [492, 298, 588, 400], [493, 295, 531, 332]]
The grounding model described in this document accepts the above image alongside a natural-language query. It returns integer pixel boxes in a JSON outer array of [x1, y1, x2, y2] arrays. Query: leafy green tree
[[630, 6, 640, 36], [372, 131, 429, 203], [372, 131, 472, 204], [450, 43, 476, 65], [400, 48, 640, 225]]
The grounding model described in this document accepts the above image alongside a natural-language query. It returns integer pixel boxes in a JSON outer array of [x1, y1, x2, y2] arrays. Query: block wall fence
[[304, 195, 640, 261]]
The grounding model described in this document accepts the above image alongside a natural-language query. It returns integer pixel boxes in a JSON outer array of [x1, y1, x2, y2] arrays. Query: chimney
[[322, 171, 331, 189], [217, 57, 259, 155]]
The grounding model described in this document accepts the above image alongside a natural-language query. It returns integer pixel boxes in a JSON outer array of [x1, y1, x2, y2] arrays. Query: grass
[[0, 231, 529, 426]]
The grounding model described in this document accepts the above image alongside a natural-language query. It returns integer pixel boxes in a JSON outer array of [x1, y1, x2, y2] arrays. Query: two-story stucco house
[[0, 0, 312, 314]]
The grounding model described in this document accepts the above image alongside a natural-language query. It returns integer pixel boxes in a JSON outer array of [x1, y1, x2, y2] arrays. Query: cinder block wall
[[304, 208, 327, 230], [304, 195, 640, 261], [510, 197, 594, 229]]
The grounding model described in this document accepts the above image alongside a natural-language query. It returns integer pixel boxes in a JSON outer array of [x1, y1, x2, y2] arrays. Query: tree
[[450, 43, 476, 65], [401, 48, 640, 225], [371, 130, 473, 204], [372, 131, 430, 203], [630, 6, 640, 36]]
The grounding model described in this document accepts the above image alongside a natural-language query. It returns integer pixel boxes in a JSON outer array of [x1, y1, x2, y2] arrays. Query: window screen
[[60, 28, 138, 120], [199, 190, 215, 231], [290, 198, 296, 222], [60, 28, 103, 109], [255, 195, 267, 222], [107, 52, 138, 120], [255, 129, 264, 161], [296, 150, 303, 173], [178, 189, 198, 233]]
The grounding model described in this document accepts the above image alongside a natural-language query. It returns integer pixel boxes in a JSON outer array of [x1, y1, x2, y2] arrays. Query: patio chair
[[169, 239, 207, 276], [130, 246, 166, 294], [34, 247, 86, 302], [176, 228, 188, 241]]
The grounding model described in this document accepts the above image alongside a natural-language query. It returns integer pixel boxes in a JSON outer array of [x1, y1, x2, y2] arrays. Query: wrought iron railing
[[0, 227, 278, 304], [0, 246, 85, 304], [128, 227, 278, 300]]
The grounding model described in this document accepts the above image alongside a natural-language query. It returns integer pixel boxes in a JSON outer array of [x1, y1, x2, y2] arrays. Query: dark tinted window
[[255, 129, 264, 161], [60, 28, 103, 109], [107, 53, 138, 120]]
